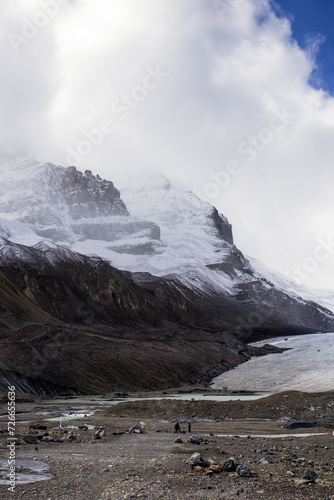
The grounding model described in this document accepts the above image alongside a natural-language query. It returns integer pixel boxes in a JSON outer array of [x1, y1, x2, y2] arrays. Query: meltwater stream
[[42, 392, 270, 406]]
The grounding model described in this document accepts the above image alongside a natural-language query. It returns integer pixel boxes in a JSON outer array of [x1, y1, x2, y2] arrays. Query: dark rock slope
[[0, 240, 333, 394]]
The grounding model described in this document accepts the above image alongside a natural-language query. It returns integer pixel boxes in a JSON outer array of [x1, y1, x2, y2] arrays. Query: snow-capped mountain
[[0, 151, 333, 333], [0, 150, 334, 394], [0, 154, 245, 293]]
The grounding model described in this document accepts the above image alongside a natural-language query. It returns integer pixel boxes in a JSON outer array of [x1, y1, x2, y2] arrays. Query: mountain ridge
[[0, 153, 333, 393]]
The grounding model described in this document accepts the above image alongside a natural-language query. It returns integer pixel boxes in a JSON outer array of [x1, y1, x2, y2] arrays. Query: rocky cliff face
[[1, 239, 332, 334], [0, 157, 160, 243]]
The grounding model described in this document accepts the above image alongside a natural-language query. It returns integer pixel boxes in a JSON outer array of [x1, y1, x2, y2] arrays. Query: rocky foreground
[[0, 391, 333, 499]]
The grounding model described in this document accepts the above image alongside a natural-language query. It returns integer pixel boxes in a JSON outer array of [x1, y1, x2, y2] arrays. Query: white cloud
[[1, 0, 334, 288]]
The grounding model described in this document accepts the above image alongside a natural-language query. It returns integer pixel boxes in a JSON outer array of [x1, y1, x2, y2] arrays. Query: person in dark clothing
[[174, 421, 181, 433], [188, 422, 191, 433]]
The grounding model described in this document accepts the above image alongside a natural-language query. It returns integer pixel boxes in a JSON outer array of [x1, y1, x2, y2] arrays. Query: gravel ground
[[0, 396, 333, 499]]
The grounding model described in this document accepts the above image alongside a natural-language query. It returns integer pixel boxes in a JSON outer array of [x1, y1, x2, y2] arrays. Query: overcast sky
[[1, 0, 334, 290]]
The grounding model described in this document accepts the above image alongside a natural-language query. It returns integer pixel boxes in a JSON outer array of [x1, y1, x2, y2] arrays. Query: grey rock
[[188, 452, 206, 468], [23, 436, 37, 444], [93, 427, 106, 439], [128, 425, 141, 434], [29, 425, 47, 431], [236, 465, 251, 477], [303, 469, 318, 482], [41, 436, 54, 442], [66, 432, 77, 441], [221, 458, 237, 472], [259, 456, 274, 464], [284, 421, 317, 429], [189, 434, 202, 445]]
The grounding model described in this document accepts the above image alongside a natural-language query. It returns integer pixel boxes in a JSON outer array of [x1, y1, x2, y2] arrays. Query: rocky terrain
[[0, 391, 333, 499]]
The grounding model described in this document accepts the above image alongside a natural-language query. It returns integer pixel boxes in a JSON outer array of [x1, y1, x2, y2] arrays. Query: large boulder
[[188, 452, 207, 469]]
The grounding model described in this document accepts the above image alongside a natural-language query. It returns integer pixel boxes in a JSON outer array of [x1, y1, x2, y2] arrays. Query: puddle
[[46, 410, 95, 423], [16, 410, 96, 430], [0, 459, 52, 485], [214, 433, 329, 438], [44, 410, 96, 430]]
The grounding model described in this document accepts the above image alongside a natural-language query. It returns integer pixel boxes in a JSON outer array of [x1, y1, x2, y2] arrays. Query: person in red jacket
[[174, 421, 181, 433]]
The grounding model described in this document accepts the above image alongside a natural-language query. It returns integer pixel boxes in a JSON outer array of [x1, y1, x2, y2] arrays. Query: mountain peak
[[0, 160, 160, 245]]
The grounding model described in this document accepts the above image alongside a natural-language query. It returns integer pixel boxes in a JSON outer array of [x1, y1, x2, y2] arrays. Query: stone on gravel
[[194, 466, 206, 472], [284, 421, 317, 429], [66, 432, 77, 441], [188, 434, 202, 444], [188, 452, 206, 468], [259, 456, 274, 464], [41, 436, 54, 442], [94, 427, 106, 439], [29, 425, 47, 431], [221, 458, 237, 472], [209, 464, 221, 473], [236, 465, 251, 477], [23, 435, 38, 444], [206, 459, 218, 466], [128, 425, 141, 434], [303, 469, 318, 483]]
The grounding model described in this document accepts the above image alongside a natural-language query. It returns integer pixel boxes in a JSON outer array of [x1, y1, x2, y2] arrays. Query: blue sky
[[274, 0, 334, 94]]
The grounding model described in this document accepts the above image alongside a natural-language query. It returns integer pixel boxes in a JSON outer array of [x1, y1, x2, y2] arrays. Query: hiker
[[188, 421, 191, 433], [174, 421, 181, 433]]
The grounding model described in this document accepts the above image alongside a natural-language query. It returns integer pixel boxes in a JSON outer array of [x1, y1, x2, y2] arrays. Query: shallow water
[[0, 459, 52, 485], [18, 410, 96, 429], [42, 392, 271, 406], [213, 432, 329, 439]]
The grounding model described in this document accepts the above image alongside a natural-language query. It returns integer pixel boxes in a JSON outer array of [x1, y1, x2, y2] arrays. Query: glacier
[[212, 332, 334, 392]]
